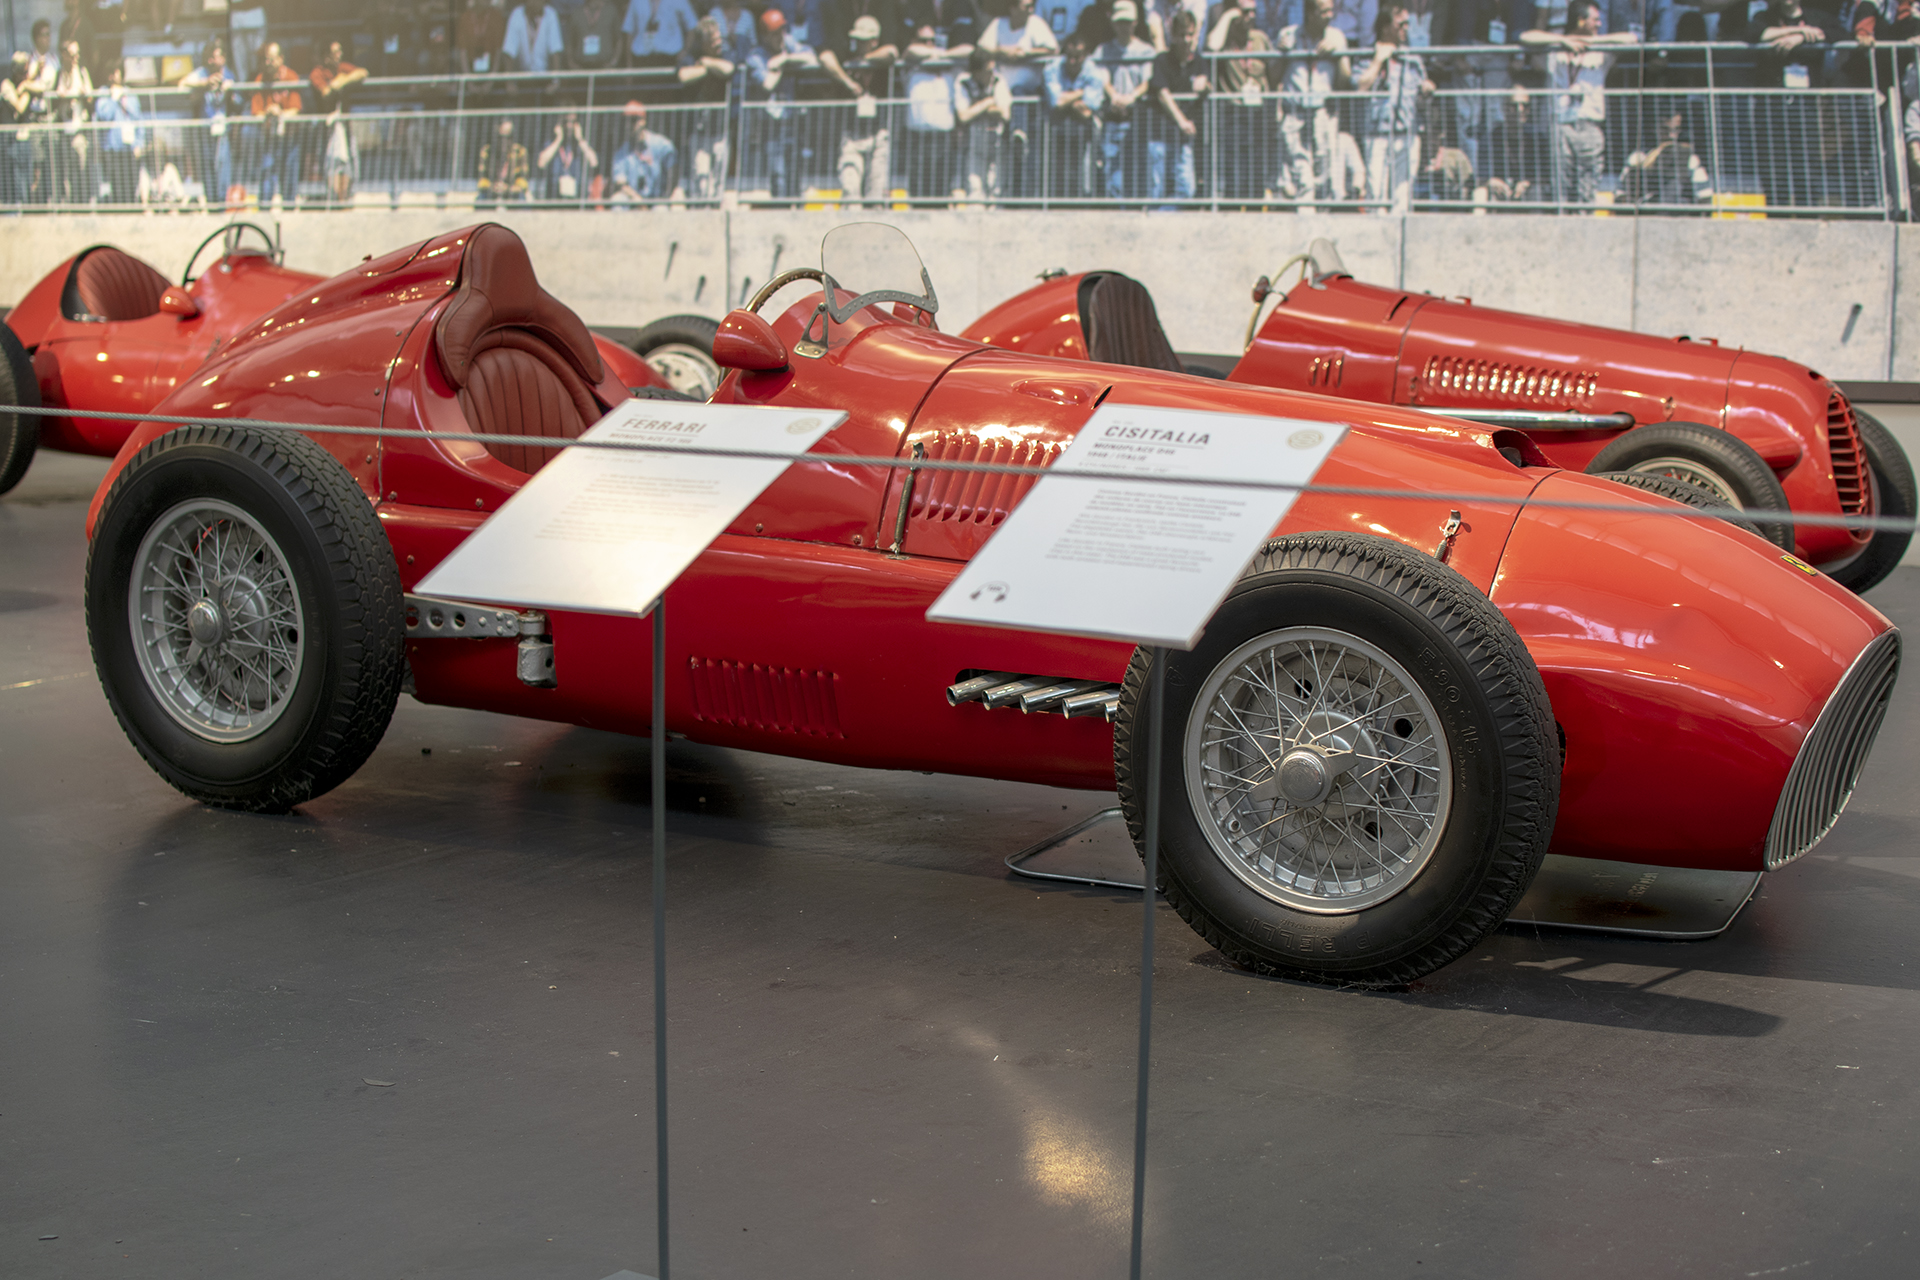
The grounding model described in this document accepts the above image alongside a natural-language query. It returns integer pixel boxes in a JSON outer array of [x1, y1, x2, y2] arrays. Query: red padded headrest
[[434, 224, 605, 390]]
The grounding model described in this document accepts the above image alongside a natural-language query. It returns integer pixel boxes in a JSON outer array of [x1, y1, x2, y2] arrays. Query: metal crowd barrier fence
[[0, 101, 729, 211], [5, 41, 1918, 217]]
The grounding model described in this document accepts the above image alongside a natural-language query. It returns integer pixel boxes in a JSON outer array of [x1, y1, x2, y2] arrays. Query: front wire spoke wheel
[[1187, 627, 1451, 914], [130, 499, 305, 743]]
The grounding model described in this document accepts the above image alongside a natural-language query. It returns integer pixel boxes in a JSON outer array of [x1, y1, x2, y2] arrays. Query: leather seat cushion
[[457, 329, 602, 473], [1078, 272, 1183, 374], [68, 247, 171, 322], [435, 223, 604, 390]]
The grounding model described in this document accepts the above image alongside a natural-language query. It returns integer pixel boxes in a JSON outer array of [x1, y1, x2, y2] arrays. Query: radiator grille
[[688, 657, 842, 737], [1765, 629, 1901, 869], [1826, 391, 1869, 517], [1417, 356, 1600, 409], [909, 431, 1062, 528]]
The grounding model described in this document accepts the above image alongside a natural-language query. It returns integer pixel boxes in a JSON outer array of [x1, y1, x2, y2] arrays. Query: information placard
[[415, 399, 845, 616], [926, 405, 1345, 649]]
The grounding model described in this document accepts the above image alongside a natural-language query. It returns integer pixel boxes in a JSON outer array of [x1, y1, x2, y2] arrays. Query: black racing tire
[[1592, 470, 1767, 542], [1825, 409, 1914, 594], [1585, 422, 1793, 550], [632, 314, 721, 400], [1114, 533, 1560, 988], [85, 424, 405, 812], [0, 321, 41, 496]]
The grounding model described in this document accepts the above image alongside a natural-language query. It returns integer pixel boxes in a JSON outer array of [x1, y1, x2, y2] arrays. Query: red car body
[[962, 268, 1891, 577], [3, 236, 661, 462], [81, 224, 1896, 885]]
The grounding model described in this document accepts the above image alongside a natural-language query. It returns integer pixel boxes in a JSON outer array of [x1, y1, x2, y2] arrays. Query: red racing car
[[0, 223, 666, 494], [79, 222, 1899, 987], [960, 242, 1915, 594]]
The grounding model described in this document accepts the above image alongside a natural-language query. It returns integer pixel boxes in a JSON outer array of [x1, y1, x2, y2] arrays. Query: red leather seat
[[433, 224, 609, 474], [65, 247, 172, 322]]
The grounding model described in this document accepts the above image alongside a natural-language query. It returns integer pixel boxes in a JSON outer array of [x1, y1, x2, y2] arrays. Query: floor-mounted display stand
[[1010, 810, 1764, 941]]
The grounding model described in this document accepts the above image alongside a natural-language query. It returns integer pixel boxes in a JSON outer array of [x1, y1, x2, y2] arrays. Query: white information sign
[[926, 405, 1345, 649], [415, 399, 845, 616]]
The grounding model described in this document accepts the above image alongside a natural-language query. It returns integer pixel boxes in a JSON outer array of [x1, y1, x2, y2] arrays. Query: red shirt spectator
[[250, 44, 302, 117]]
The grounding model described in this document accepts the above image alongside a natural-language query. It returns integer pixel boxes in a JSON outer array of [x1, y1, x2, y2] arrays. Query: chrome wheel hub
[[644, 342, 720, 400], [1184, 627, 1453, 914], [187, 598, 225, 646], [129, 500, 305, 743]]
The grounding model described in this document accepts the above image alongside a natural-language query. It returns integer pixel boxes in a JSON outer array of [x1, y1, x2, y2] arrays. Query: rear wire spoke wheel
[[0, 320, 41, 495], [1586, 422, 1793, 550], [632, 314, 720, 400], [87, 424, 404, 812], [1825, 409, 1915, 594], [1115, 533, 1560, 987]]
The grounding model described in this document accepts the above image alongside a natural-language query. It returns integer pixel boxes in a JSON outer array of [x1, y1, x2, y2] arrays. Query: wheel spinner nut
[[188, 599, 225, 646], [1277, 749, 1333, 807]]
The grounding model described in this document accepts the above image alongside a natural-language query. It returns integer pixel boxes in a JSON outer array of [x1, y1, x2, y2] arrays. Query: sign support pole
[[653, 599, 670, 1280], [1128, 648, 1166, 1280]]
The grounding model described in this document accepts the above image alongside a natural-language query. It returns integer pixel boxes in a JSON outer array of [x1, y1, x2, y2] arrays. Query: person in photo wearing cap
[[823, 10, 900, 205], [1097, 0, 1156, 199], [746, 6, 818, 202]]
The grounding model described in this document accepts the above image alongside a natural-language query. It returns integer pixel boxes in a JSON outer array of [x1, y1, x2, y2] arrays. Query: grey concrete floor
[[4, 447, 1918, 1280]]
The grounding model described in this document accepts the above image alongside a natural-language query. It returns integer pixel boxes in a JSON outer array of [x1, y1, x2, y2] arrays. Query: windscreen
[[819, 223, 937, 322]]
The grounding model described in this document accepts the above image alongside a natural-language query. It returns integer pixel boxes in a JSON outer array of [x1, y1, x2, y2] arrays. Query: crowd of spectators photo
[[4, 0, 1920, 212]]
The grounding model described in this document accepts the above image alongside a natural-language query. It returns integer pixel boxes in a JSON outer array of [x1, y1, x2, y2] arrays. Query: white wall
[[1, 208, 1911, 380]]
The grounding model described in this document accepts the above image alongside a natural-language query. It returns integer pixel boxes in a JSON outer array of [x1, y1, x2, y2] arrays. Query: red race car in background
[[960, 242, 1916, 594], [0, 223, 667, 494], [79, 222, 1897, 987]]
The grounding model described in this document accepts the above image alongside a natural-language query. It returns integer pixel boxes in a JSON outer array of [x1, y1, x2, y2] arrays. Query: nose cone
[[1493, 471, 1895, 871]]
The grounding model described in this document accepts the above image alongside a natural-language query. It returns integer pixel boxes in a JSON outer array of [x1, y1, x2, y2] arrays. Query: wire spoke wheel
[[130, 499, 305, 742], [1186, 627, 1452, 913], [1624, 456, 1743, 507], [1116, 533, 1558, 987], [642, 341, 721, 399]]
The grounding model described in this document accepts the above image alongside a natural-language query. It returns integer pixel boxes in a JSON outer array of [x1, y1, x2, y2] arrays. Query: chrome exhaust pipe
[[1019, 680, 1106, 713], [947, 671, 1022, 705], [983, 677, 1061, 709], [1061, 689, 1122, 721]]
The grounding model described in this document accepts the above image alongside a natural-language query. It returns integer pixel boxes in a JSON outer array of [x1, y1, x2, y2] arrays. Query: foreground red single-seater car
[[0, 223, 664, 494], [960, 243, 1916, 594], [81, 222, 1899, 986]]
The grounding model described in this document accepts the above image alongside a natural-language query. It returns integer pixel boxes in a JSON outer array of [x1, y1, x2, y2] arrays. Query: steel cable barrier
[[2, 401, 1915, 536], [0, 43, 1917, 215]]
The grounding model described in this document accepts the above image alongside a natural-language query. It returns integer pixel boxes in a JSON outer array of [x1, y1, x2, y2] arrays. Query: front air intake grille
[[1826, 392, 1869, 517], [1416, 356, 1600, 409], [910, 431, 1062, 528], [688, 657, 842, 737], [1765, 629, 1901, 869]]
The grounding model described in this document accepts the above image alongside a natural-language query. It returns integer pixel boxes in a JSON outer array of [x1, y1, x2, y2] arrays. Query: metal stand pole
[[1128, 648, 1165, 1280], [652, 600, 670, 1280]]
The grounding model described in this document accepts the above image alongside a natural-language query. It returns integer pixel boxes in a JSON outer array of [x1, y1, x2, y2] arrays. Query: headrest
[[434, 224, 604, 389]]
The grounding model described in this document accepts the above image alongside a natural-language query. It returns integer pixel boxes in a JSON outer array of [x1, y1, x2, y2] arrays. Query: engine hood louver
[[1414, 356, 1601, 411]]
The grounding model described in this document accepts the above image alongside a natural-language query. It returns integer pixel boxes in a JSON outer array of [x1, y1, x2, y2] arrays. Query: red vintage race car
[[0, 223, 666, 494], [80, 222, 1899, 987], [959, 243, 1916, 594]]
